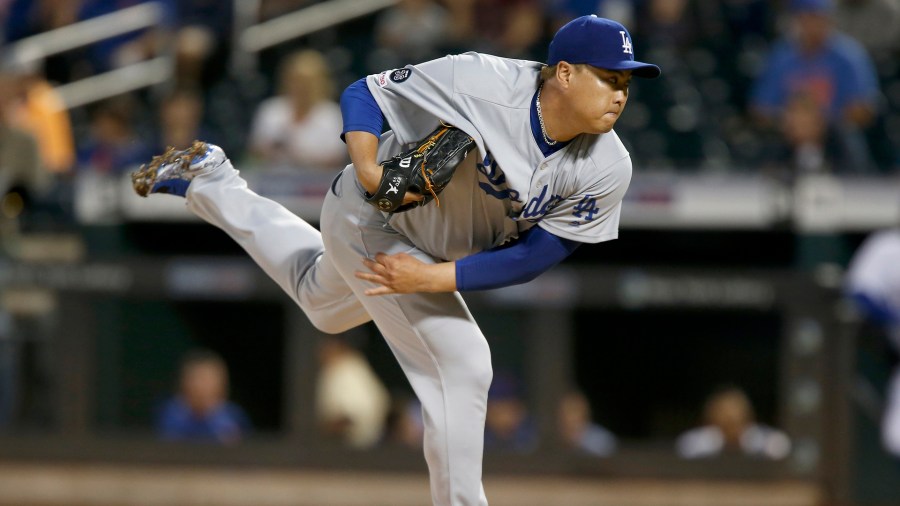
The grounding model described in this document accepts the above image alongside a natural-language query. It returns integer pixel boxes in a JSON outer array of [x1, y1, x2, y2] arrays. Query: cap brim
[[595, 60, 661, 79]]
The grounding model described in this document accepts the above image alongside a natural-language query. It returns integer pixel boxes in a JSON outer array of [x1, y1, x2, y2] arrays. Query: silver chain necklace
[[536, 83, 557, 146]]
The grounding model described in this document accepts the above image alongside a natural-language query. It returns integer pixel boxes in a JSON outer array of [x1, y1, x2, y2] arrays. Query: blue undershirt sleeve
[[340, 77, 385, 142], [456, 227, 581, 291], [850, 292, 900, 326]]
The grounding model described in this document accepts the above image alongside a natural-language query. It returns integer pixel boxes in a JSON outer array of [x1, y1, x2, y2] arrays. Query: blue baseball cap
[[548, 15, 660, 79]]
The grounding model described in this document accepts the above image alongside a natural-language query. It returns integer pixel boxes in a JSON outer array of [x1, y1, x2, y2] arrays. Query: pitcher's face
[[566, 65, 632, 134]]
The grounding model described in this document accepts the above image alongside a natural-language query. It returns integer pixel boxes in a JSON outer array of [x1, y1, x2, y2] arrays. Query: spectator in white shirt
[[676, 386, 791, 460], [249, 49, 348, 172]]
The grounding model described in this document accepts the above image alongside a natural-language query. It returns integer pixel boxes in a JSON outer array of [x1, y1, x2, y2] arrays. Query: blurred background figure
[[0, 74, 47, 216], [370, 0, 449, 71], [483, 371, 537, 453], [635, 0, 699, 51], [557, 390, 617, 457], [845, 226, 900, 459], [172, 0, 233, 91], [154, 87, 213, 153], [315, 336, 391, 449], [676, 386, 791, 460], [0, 69, 75, 231], [2, 68, 75, 176], [444, 0, 544, 59], [759, 90, 857, 178], [545, 0, 635, 33], [385, 395, 424, 449], [248, 49, 347, 172], [76, 95, 152, 175], [775, 91, 832, 174], [156, 349, 251, 444], [749, 0, 881, 173]]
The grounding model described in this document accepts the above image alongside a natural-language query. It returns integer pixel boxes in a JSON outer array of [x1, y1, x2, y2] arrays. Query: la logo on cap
[[620, 31, 633, 55], [546, 15, 661, 78]]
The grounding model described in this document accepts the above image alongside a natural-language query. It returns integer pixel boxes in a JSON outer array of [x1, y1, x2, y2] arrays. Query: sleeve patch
[[376, 68, 414, 87], [390, 68, 412, 83]]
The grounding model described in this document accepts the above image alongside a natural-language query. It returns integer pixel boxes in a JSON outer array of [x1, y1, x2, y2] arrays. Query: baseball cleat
[[131, 140, 227, 197]]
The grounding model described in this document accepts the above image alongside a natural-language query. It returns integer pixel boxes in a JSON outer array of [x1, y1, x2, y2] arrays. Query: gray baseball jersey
[[180, 51, 636, 506], [366, 52, 632, 261]]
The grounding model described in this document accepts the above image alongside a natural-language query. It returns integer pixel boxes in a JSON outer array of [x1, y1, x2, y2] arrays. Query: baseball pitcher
[[132, 15, 659, 506]]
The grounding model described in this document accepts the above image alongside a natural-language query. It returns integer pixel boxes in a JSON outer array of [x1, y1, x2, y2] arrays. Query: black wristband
[[366, 164, 409, 212]]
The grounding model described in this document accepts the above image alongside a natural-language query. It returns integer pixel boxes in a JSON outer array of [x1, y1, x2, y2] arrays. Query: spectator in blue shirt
[[750, 0, 881, 171], [76, 96, 153, 175], [483, 372, 538, 454], [557, 391, 617, 457], [751, 0, 879, 127], [156, 349, 251, 444]]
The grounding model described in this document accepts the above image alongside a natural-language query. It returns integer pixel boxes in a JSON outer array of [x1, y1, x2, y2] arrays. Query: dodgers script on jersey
[[366, 52, 632, 261]]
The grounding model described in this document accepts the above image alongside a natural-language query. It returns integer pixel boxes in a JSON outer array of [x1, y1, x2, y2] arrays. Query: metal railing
[[0, 0, 399, 108], [238, 0, 398, 53], [1, 2, 171, 111], [53, 57, 173, 111], [2, 2, 166, 68]]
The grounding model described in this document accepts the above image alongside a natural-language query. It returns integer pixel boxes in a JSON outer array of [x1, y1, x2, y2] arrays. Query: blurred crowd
[[99, 325, 791, 461], [0, 0, 898, 463], [0, 0, 896, 232], [155, 339, 790, 461]]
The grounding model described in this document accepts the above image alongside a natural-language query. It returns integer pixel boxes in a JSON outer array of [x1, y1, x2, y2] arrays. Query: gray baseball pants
[[186, 159, 492, 506]]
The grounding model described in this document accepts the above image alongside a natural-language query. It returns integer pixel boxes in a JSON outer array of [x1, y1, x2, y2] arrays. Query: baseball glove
[[366, 124, 476, 213]]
